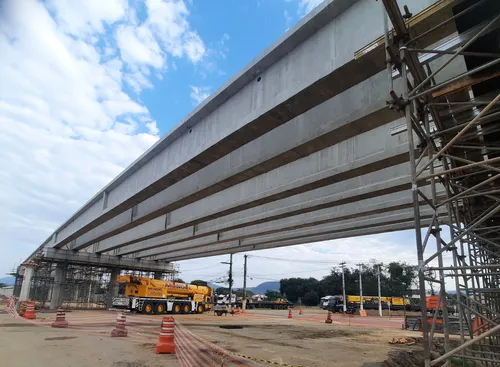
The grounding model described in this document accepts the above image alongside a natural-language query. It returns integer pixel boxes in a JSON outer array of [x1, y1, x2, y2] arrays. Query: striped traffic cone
[[111, 312, 128, 337], [288, 308, 293, 319], [24, 302, 36, 320], [156, 317, 175, 354], [299, 306, 303, 315], [325, 311, 333, 324], [51, 307, 69, 328]]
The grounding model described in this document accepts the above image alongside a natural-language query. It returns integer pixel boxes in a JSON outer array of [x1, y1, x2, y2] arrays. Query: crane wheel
[[197, 304, 204, 314], [155, 303, 166, 314], [143, 302, 154, 314], [182, 304, 191, 314], [172, 303, 182, 314]]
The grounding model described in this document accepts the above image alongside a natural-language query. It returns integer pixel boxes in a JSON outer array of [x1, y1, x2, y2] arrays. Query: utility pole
[[228, 253, 233, 301], [221, 254, 234, 304], [357, 263, 364, 311], [243, 255, 248, 311], [340, 262, 347, 312], [377, 264, 383, 317]]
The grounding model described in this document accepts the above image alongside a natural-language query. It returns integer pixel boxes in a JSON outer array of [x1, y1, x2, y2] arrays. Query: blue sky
[[0, 0, 455, 289], [137, 1, 306, 132]]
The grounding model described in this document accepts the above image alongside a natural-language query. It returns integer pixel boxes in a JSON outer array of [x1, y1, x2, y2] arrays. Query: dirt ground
[[0, 304, 425, 367]]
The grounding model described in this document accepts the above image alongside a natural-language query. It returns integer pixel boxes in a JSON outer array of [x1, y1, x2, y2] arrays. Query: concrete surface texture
[[0, 313, 179, 367], [23, 0, 462, 270], [0, 304, 429, 367]]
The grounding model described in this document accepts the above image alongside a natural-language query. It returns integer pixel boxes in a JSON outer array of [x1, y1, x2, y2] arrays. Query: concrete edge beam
[[150, 207, 437, 260], [61, 70, 399, 252], [40, 248, 173, 272], [135, 187, 446, 259], [165, 218, 437, 262], [76, 120, 411, 251], [37, 0, 458, 259], [106, 164, 415, 255]]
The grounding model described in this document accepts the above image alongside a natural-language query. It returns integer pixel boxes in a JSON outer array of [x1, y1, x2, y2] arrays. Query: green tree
[[172, 278, 185, 283], [265, 290, 281, 301], [0, 283, 7, 289], [277, 262, 416, 302], [214, 287, 229, 295], [384, 262, 416, 296], [280, 277, 320, 302], [302, 290, 319, 306], [191, 280, 208, 286]]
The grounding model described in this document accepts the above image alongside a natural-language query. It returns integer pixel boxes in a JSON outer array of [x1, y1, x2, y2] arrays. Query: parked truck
[[325, 294, 412, 313], [216, 294, 293, 309], [112, 275, 213, 314]]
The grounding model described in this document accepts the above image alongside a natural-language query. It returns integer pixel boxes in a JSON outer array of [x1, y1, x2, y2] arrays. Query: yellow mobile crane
[[112, 275, 213, 314]]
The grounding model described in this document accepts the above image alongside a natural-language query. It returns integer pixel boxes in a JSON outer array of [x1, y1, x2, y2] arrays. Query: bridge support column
[[50, 263, 67, 310], [154, 271, 163, 280], [106, 268, 120, 309], [19, 264, 35, 301]]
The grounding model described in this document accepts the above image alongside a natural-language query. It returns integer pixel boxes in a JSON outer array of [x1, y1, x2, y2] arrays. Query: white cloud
[[47, 0, 128, 37], [177, 231, 455, 290], [189, 85, 211, 105], [0, 0, 209, 275], [145, 0, 206, 63], [116, 25, 165, 70], [284, 10, 293, 30], [145, 121, 160, 135], [298, 0, 323, 15]]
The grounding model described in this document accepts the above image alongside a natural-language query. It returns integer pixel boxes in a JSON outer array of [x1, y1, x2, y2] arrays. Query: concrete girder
[[64, 73, 401, 252], [40, 248, 173, 272], [159, 218, 437, 262], [132, 187, 438, 259], [42, 0, 450, 255], [88, 119, 411, 253], [146, 205, 440, 261], [49, 0, 391, 251], [108, 163, 416, 256]]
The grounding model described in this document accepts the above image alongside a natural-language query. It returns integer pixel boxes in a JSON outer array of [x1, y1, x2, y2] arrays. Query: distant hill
[[247, 281, 280, 294], [0, 276, 15, 286], [207, 282, 220, 289]]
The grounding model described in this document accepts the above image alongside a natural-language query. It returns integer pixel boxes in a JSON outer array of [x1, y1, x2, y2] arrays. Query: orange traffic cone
[[24, 301, 36, 320], [111, 312, 128, 337], [51, 307, 68, 328], [288, 308, 293, 319], [236, 306, 241, 315], [156, 317, 175, 354], [325, 311, 333, 324], [299, 306, 303, 315]]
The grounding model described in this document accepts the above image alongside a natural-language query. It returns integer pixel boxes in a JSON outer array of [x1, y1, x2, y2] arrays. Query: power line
[[247, 266, 334, 277], [248, 255, 341, 264]]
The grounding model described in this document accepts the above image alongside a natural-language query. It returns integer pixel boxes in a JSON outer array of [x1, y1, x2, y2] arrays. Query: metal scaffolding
[[15, 261, 173, 310], [381, 0, 500, 365]]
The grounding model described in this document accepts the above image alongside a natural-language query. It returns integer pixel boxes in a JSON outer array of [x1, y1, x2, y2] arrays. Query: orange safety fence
[[6, 297, 267, 366]]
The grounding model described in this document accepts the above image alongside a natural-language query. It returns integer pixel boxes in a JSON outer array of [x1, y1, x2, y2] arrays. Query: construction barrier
[[472, 316, 489, 336], [51, 307, 69, 328], [111, 312, 128, 337], [175, 321, 293, 367], [359, 310, 367, 317], [156, 317, 175, 354], [24, 301, 36, 320]]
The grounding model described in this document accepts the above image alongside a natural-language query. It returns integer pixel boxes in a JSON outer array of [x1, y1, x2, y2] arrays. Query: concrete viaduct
[[19, 0, 465, 307]]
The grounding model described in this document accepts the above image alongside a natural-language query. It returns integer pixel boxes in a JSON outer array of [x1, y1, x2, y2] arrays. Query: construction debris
[[388, 337, 416, 345]]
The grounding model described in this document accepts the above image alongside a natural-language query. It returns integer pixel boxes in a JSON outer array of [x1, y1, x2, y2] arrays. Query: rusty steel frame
[[382, 0, 500, 365]]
